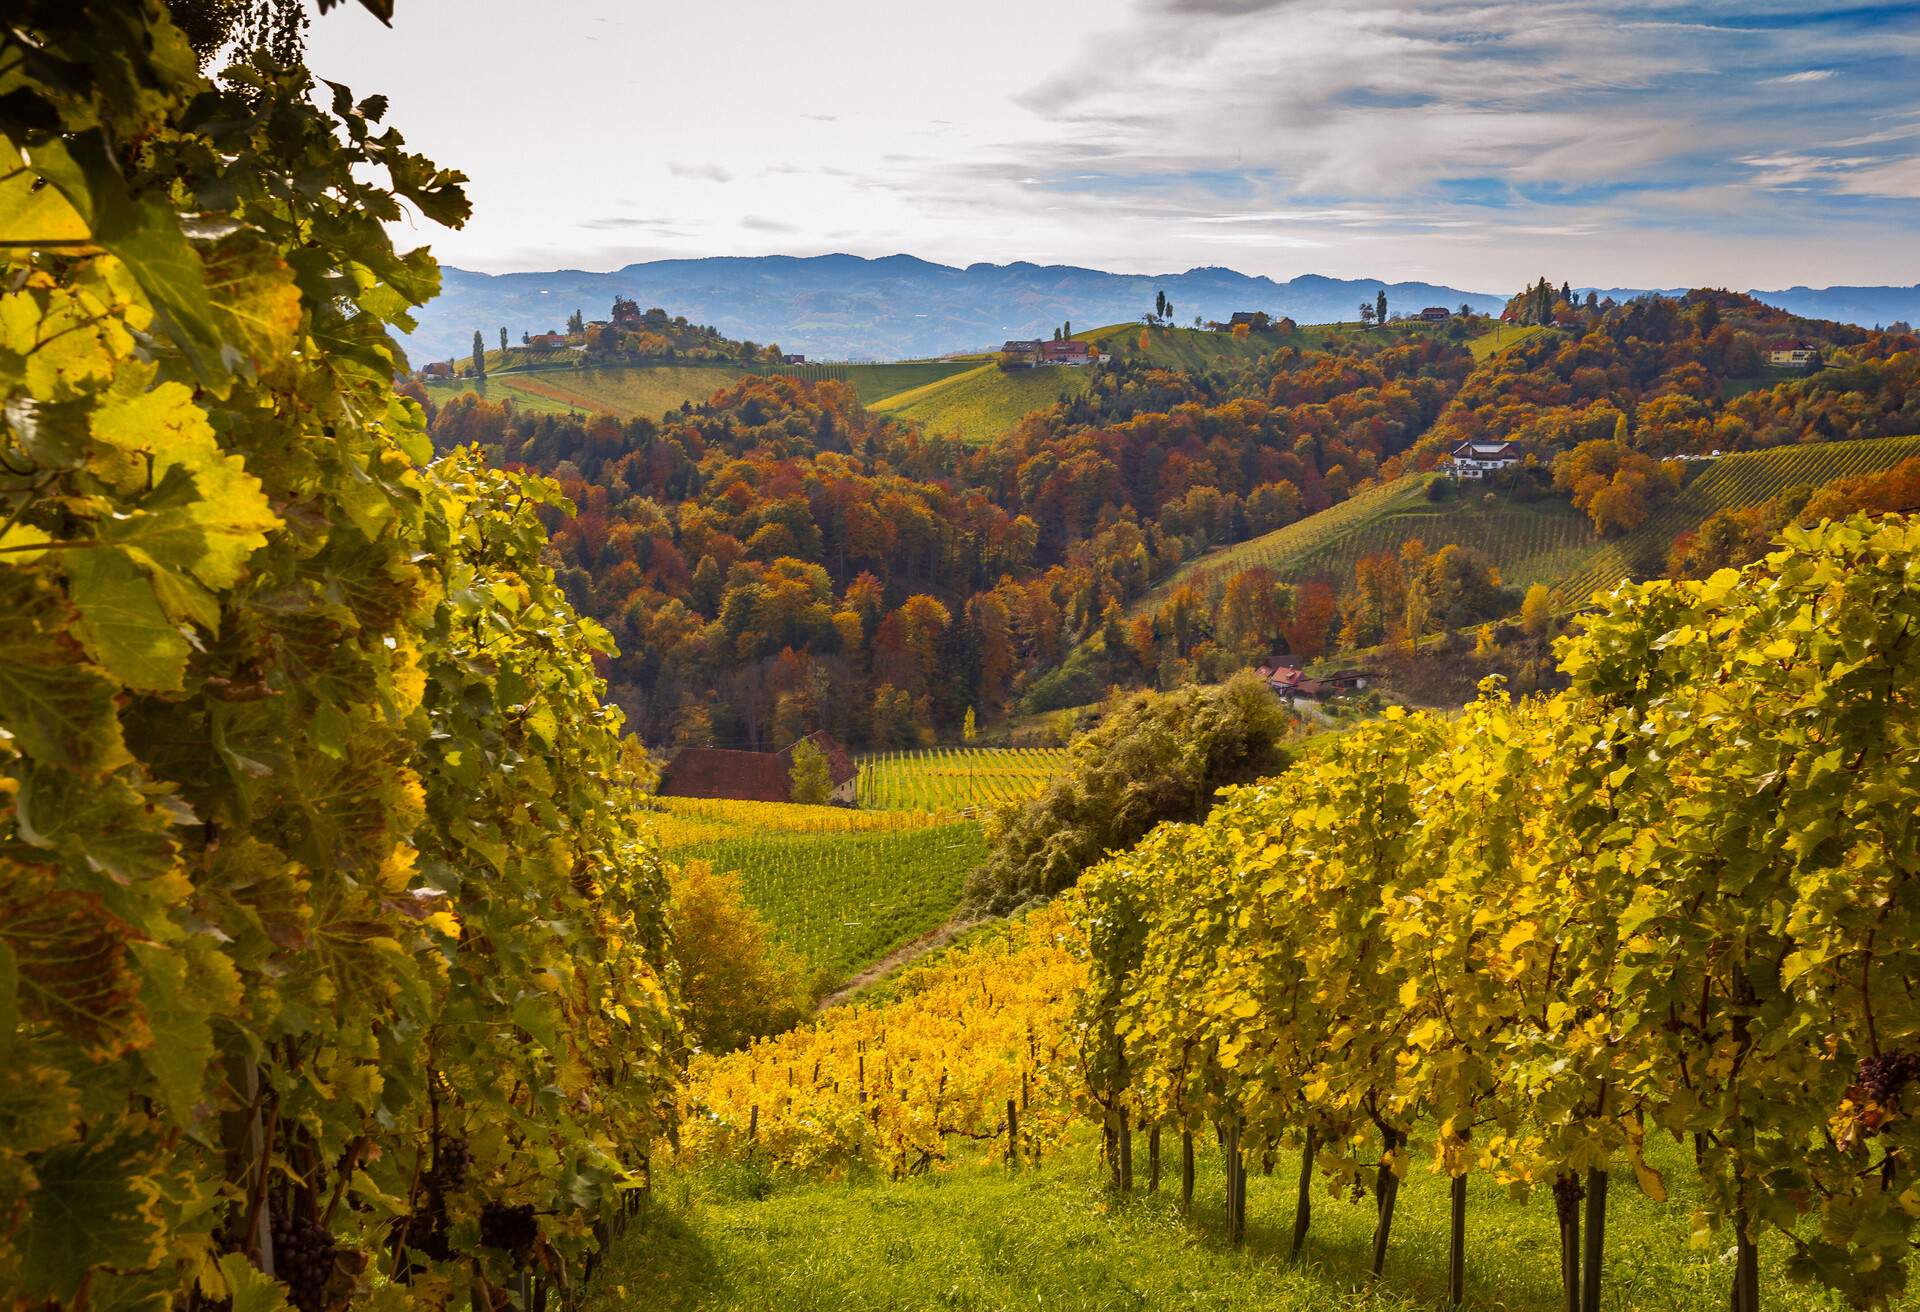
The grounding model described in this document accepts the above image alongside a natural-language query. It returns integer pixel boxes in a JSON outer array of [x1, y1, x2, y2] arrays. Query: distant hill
[[1578, 284, 1920, 331], [403, 255, 1512, 364]]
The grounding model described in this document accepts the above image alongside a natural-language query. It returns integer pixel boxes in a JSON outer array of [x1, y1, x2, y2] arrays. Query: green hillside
[[421, 359, 977, 421], [1468, 322, 1548, 361], [1135, 434, 1920, 617], [872, 361, 1094, 444]]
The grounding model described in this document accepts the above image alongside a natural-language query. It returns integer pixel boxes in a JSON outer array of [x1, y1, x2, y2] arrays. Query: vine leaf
[[23, 132, 231, 391], [213, 1252, 292, 1312], [131, 942, 217, 1126], [13, 763, 181, 885], [0, 869, 146, 1059], [0, 575, 130, 774], [65, 545, 192, 692], [16, 1129, 169, 1301]]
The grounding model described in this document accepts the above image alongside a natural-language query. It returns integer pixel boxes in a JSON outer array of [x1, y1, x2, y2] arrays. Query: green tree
[[568, 307, 585, 334], [1376, 287, 1388, 324], [787, 736, 834, 805], [963, 674, 1292, 912], [472, 327, 486, 376], [499, 325, 507, 352]]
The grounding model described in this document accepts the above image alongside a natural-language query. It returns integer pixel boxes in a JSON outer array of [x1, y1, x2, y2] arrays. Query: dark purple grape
[[478, 1201, 537, 1257]]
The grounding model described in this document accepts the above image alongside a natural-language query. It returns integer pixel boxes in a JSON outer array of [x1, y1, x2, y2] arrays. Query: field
[[646, 797, 985, 979], [1468, 322, 1548, 360], [871, 362, 1094, 444], [425, 364, 753, 418], [593, 1129, 1857, 1312], [857, 747, 1069, 813], [1133, 435, 1920, 618], [422, 360, 978, 422]]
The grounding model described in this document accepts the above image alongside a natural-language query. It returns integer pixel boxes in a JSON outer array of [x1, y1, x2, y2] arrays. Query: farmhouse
[[526, 331, 568, 349], [1767, 342, 1820, 367], [1449, 439, 1521, 480], [419, 361, 452, 379], [1419, 306, 1452, 321], [781, 353, 807, 365], [1040, 338, 1094, 365], [658, 730, 858, 805], [1000, 338, 1096, 367], [1255, 662, 1370, 702]]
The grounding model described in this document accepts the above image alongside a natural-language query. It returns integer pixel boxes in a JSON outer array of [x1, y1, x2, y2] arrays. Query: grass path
[[594, 1131, 1860, 1312]]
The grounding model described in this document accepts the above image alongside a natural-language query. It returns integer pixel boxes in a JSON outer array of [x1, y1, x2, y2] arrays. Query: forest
[[416, 290, 1920, 749]]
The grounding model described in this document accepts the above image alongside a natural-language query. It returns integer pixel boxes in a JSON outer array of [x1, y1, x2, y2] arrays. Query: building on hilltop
[[1766, 342, 1821, 368], [657, 730, 858, 805], [1449, 439, 1521, 480], [1419, 306, 1452, 321], [1039, 338, 1094, 365], [781, 353, 806, 365]]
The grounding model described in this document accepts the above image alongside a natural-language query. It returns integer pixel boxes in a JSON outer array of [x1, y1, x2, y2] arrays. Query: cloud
[[667, 160, 734, 183], [578, 215, 685, 233], [1767, 68, 1838, 82], [742, 215, 800, 233]]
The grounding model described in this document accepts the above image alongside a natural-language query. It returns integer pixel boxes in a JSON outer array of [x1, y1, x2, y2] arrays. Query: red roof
[[658, 731, 856, 803]]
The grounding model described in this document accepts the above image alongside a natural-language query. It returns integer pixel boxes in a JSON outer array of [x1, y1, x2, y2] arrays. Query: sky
[[303, 0, 1920, 292]]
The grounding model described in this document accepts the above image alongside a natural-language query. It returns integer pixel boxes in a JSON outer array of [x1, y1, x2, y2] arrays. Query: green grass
[[857, 747, 1069, 813], [780, 361, 979, 405], [675, 820, 988, 979], [423, 361, 979, 421], [872, 362, 1093, 444], [1468, 322, 1548, 361], [592, 1129, 1859, 1312]]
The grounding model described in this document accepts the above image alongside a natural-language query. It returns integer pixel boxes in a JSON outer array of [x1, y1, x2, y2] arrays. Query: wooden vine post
[[1148, 1125, 1162, 1192], [1224, 1120, 1246, 1244], [1581, 1166, 1608, 1312], [1448, 1172, 1468, 1304], [1005, 1098, 1018, 1171], [1181, 1130, 1196, 1211]]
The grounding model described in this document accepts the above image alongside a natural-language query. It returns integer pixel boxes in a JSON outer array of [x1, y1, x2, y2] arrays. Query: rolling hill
[[870, 361, 1093, 444], [1132, 435, 1920, 618], [424, 359, 978, 421]]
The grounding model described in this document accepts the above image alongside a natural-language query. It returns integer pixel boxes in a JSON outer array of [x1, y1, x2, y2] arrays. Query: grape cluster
[[1858, 1049, 1920, 1108], [426, 1134, 471, 1194], [478, 1202, 538, 1257], [270, 1211, 337, 1312]]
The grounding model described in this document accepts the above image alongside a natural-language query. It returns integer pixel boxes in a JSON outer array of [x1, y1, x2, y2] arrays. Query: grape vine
[[0, 5, 681, 1309], [1080, 516, 1920, 1309]]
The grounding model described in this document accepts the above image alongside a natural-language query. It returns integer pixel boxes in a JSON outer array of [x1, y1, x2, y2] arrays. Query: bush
[[963, 673, 1292, 912], [669, 861, 812, 1053]]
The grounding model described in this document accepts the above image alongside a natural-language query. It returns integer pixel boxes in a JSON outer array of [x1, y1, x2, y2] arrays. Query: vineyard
[[1135, 434, 1920, 622], [647, 798, 986, 978], [682, 900, 1085, 1176], [1551, 433, 1920, 603], [857, 747, 1070, 813], [871, 361, 1095, 444], [1075, 516, 1920, 1311]]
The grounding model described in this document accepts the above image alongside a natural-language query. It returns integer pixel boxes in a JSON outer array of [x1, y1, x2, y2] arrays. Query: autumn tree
[[1216, 566, 1289, 663], [1552, 438, 1681, 536], [1520, 581, 1553, 639], [668, 862, 811, 1052]]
